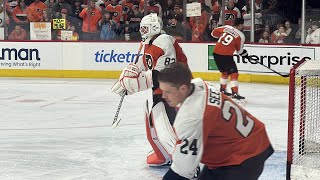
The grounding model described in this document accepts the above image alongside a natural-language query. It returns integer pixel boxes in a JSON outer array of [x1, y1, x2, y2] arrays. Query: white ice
[[0, 78, 288, 180]]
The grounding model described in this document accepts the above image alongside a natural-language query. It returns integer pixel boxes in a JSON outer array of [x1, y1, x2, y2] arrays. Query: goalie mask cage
[[287, 59, 320, 180]]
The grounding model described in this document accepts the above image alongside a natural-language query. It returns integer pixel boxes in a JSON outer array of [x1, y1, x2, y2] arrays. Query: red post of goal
[[286, 58, 306, 180]]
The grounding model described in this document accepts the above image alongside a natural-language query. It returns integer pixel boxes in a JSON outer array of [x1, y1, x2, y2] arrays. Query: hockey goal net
[[287, 59, 320, 180]]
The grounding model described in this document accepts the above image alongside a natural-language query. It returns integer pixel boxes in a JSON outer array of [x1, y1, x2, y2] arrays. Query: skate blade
[[148, 161, 172, 168], [232, 99, 246, 106]]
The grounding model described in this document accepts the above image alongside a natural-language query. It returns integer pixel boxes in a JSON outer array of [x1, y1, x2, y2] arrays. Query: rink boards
[[0, 42, 319, 84]]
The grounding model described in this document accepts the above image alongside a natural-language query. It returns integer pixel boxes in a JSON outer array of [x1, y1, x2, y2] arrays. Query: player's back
[[174, 78, 271, 168], [211, 25, 244, 56], [202, 81, 271, 168]]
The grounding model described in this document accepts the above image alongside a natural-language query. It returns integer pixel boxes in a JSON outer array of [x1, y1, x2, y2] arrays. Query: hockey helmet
[[140, 13, 163, 44]]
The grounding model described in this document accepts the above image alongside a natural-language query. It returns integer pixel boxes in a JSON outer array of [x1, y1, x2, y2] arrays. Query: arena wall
[[0, 42, 318, 84]]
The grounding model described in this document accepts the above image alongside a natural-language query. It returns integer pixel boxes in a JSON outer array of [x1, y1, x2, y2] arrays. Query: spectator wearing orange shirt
[[79, 0, 102, 40], [106, 0, 123, 39], [189, 4, 208, 42], [106, 0, 123, 24], [271, 24, 287, 43], [190, 16, 205, 42], [120, 0, 134, 22], [27, 0, 47, 22], [8, 25, 28, 40], [12, 0, 29, 32], [218, 0, 241, 26]]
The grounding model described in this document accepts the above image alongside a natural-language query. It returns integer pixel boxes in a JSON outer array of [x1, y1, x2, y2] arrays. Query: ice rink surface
[[0, 78, 288, 180]]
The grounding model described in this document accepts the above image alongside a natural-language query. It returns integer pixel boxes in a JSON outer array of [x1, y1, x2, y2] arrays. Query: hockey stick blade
[[247, 57, 289, 77], [112, 117, 121, 129]]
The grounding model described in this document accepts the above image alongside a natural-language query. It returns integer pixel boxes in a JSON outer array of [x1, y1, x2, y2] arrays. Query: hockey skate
[[231, 93, 246, 105], [147, 150, 171, 167], [192, 166, 201, 179], [220, 88, 232, 96]]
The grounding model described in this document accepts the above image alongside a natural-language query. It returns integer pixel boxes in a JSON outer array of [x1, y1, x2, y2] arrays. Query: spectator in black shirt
[[125, 5, 143, 41]]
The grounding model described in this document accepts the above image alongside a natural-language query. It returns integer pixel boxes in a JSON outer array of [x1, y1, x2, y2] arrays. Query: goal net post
[[287, 59, 320, 180]]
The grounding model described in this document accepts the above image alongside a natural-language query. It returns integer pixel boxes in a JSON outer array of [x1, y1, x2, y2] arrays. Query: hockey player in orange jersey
[[111, 13, 189, 167], [159, 63, 274, 180], [211, 18, 248, 100]]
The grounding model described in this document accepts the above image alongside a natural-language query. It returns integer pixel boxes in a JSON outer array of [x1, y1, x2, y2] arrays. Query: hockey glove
[[239, 49, 249, 59], [111, 64, 153, 95], [111, 81, 127, 96]]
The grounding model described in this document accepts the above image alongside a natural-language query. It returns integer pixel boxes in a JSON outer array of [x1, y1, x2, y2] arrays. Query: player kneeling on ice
[[111, 13, 190, 167], [159, 63, 274, 180]]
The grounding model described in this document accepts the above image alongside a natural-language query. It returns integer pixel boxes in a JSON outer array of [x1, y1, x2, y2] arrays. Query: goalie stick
[[112, 42, 143, 128], [247, 57, 289, 77]]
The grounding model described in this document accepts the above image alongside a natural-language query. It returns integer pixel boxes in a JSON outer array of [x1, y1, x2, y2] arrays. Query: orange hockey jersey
[[106, 4, 123, 23], [79, 7, 102, 32], [27, 1, 47, 22], [211, 25, 245, 56], [220, 6, 241, 25], [170, 78, 272, 179]]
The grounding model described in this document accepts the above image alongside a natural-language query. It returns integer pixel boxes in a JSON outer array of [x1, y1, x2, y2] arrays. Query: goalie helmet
[[140, 13, 163, 44]]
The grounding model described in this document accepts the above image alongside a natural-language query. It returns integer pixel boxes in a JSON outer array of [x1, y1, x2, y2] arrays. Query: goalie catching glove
[[111, 64, 153, 95]]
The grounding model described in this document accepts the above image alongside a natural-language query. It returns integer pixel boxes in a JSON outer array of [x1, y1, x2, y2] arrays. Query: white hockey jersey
[[137, 34, 188, 71], [136, 34, 188, 94]]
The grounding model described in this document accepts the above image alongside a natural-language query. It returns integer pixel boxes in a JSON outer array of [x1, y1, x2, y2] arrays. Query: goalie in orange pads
[[111, 13, 189, 167]]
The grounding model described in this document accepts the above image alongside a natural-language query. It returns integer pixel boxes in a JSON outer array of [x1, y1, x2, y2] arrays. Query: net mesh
[[291, 60, 320, 179]]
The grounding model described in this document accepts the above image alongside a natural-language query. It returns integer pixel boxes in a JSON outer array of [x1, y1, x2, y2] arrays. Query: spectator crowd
[[0, 0, 318, 44]]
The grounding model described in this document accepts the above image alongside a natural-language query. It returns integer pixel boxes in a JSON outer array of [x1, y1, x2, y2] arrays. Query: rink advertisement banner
[[0, 41, 319, 75], [76, 42, 144, 70], [0, 42, 63, 70], [71, 42, 206, 71], [66, 42, 317, 73], [207, 44, 316, 74]]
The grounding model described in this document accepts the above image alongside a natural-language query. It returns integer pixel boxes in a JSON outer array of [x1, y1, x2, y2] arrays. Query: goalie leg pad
[[151, 102, 177, 154], [145, 100, 176, 166]]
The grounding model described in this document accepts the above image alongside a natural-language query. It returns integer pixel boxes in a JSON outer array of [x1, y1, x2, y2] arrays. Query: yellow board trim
[[0, 69, 289, 84]]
